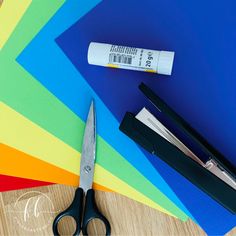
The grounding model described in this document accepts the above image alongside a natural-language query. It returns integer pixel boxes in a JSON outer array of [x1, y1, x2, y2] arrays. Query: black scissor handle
[[82, 189, 111, 236], [52, 187, 84, 236]]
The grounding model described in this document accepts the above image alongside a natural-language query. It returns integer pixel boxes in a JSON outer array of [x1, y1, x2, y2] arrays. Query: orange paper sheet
[[0, 143, 110, 191]]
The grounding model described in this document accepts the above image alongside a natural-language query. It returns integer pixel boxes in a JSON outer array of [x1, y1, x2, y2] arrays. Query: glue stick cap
[[157, 51, 175, 75], [88, 42, 109, 65]]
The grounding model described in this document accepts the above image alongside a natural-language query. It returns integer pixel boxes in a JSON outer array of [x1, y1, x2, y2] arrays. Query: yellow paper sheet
[[0, 0, 31, 49], [0, 102, 174, 216]]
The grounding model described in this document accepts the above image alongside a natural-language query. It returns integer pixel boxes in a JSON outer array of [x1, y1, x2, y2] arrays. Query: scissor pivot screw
[[84, 165, 92, 173]]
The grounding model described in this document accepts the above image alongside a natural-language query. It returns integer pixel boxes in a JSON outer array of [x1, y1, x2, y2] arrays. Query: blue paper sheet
[[54, 0, 236, 234], [16, 0, 191, 219]]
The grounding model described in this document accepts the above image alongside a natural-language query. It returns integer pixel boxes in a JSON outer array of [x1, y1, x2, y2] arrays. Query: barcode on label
[[109, 53, 132, 65]]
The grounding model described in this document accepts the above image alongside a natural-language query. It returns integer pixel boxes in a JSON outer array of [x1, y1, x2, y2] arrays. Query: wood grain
[[0, 184, 235, 235]]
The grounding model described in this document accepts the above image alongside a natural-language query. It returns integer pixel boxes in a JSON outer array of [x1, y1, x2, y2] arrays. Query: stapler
[[119, 83, 236, 213]]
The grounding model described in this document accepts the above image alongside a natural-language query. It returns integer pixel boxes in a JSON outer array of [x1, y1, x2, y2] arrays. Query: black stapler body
[[119, 83, 236, 213]]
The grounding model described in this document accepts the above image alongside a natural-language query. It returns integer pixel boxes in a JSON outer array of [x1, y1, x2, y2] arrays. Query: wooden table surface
[[0, 184, 235, 236]]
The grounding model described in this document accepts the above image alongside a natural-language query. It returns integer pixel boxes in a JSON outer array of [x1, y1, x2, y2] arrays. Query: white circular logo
[[7, 191, 60, 233]]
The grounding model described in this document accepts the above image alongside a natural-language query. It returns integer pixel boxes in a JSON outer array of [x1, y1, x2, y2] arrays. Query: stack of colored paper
[[1, 1, 235, 235]]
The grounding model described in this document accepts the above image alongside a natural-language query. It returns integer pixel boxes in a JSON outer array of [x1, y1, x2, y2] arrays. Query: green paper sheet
[[0, 0, 31, 49], [0, 0, 64, 58]]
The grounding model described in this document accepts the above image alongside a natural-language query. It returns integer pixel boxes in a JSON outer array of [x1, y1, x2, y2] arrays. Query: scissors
[[52, 101, 111, 236]]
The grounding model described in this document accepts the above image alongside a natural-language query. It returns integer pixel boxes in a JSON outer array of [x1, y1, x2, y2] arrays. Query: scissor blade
[[79, 100, 96, 192]]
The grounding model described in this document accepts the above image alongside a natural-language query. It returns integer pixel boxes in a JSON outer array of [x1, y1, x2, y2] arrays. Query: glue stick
[[87, 42, 175, 75]]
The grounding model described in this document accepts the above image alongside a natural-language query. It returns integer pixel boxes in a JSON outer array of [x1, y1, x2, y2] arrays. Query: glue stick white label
[[87, 42, 175, 75]]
